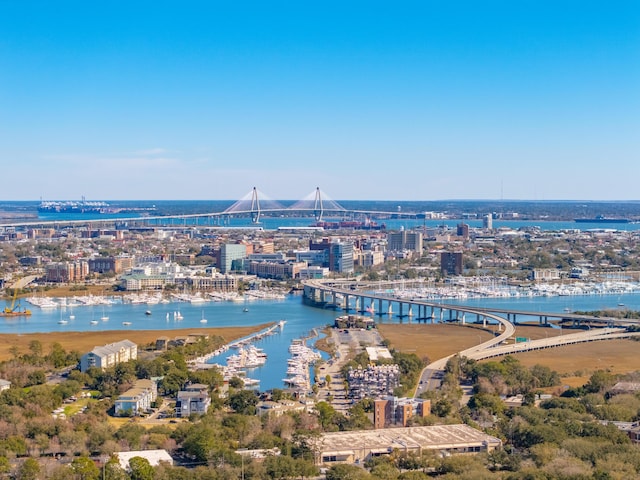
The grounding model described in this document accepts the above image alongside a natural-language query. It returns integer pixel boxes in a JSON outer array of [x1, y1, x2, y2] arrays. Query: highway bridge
[[303, 280, 639, 329], [301, 280, 640, 397]]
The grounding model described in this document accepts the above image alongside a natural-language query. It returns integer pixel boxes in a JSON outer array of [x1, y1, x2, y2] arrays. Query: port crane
[[1, 288, 31, 317]]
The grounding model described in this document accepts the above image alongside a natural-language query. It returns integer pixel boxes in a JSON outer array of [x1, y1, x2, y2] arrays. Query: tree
[[325, 464, 371, 480], [128, 457, 155, 480], [229, 389, 258, 415], [17, 458, 41, 480], [70, 456, 100, 480]]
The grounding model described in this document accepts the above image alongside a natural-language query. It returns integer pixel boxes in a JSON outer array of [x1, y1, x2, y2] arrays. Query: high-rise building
[[440, 251, 463, 276], [220, 244, 247, 273], [387, 231, 423, 254], [483, 214, 493, 230], [309, 239, 354, 273], [457, 223, 469, 239]]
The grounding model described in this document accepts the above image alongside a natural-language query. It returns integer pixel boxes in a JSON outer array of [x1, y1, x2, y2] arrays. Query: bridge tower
[[250, 187, 261, 223], [313, 187, 324, 222]]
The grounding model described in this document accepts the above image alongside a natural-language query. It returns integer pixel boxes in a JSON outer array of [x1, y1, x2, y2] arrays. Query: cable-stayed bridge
[[1, 188, 421, 228], [224, 187, 348, 222]]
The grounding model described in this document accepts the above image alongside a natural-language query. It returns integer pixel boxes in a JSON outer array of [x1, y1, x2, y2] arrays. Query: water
[[6, 292, 640, 390], [3, 200, 640, 232]]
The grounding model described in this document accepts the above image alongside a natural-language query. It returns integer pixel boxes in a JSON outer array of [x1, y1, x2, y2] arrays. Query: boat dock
[[282, 329, 322, 394], [188, 320, 286, 370]]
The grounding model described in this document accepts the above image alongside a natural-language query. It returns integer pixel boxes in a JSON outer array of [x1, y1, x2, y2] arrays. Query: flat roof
[[317, 425, 501, 453]]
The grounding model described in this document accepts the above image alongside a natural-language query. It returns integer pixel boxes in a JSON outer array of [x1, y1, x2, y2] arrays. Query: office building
[[220, 244, 247, 273], [387, 231, 423, 254], [440, 251, 463, 276]]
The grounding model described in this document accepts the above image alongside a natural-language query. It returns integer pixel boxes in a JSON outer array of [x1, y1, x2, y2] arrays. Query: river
[[4, 291, 640, 390]]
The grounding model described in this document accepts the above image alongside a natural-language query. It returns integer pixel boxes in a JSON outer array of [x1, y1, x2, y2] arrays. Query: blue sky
[[1, 1, 638, 201]]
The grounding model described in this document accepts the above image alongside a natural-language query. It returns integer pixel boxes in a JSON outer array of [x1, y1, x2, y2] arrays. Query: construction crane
[[1, 288, 32, 317]]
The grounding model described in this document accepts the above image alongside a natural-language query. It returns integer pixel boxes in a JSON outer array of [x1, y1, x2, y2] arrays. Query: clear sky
[[1, 1, 638, 201]]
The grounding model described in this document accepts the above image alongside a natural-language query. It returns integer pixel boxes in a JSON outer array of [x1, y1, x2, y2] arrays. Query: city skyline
[[1, 1, 638, 201]]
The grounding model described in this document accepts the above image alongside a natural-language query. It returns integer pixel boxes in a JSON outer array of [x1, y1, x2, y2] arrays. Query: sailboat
[[100, 306, 109, 322], [200, 311, 207, 323], [57, 310, 67, 324]]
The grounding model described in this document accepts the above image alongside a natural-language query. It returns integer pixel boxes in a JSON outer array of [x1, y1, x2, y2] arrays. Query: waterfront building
[[531, 268, 561, 282], [483, 214, 493, 230], [189, 273, 237, 291], [119, 272, 170, 291], [80, 339, 137, 372], [175, 384, 211, 417], [373, 396, 431, 429], [440, 251, 463, 276], [314, 425, 502, 465], [298, 266, 330, 279], [114, 379, 157, 416], [248, 260, 306, 280], [220, 243, 247, 273], [89, 255, 135, 274], [45, 260, 89, 283]]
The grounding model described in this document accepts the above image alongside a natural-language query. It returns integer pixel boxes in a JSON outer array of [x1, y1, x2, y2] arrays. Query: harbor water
[[4, 291, 640, 391]]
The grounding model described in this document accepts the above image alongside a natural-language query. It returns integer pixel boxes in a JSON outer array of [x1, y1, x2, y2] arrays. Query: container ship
[[39, 197, 110, 214], [574, 215, 631, 224], [310, 220, 386, 230]]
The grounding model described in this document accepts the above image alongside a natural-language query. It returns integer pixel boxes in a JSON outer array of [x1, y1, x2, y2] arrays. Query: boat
[[69, 315, 76, 320], [57, 319, 68, 325], [100, 307, 109, 322], [145, 310, 152, 316], [90, 320, 99, 325], [243, 307, 249, 313], [38, 198, 110, 214], [174, 311, 183, 320], [122, 321, 132, 326], [200, 311, 207, 323]]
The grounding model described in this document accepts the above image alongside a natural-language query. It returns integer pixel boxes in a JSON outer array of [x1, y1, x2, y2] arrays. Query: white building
[[114, 379, 157, 416], [80, 340, 137, 372]]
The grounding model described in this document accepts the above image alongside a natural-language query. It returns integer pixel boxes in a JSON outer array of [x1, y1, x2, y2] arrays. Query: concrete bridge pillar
[[378, 299, 383, 316], [398, 303, 404, 318], [461, 313, 466, 325], [388, 304, 393, 316]]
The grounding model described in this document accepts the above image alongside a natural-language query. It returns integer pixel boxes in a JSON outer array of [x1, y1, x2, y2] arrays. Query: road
[[414, 325, 640, 396]]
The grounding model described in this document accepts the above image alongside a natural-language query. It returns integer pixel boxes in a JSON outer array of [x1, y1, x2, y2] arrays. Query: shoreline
[[0, 324, 270, 362]]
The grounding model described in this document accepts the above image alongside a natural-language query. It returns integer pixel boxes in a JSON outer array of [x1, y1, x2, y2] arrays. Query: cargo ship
[[39, 197, 110, 214], [310, 220, 386, 230], [574, 215, 631, 224]]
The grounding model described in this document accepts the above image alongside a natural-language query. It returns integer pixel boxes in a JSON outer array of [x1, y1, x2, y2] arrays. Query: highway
[[414, 327, 640, 397]]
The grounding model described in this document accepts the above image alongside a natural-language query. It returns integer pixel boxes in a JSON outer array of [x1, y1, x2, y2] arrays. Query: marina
[[2, 290, 640, 390]]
